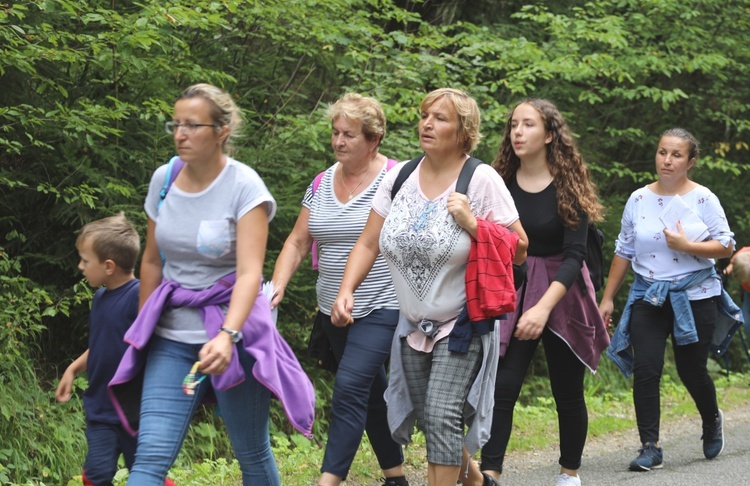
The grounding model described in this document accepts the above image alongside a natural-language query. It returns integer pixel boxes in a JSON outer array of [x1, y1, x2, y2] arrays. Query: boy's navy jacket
[[108, 273, 315, 438]]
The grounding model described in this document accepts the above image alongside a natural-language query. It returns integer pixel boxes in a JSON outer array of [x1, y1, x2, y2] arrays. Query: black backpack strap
[[390, 155, 422, 200], [391, 155, 483, 199], [456, 156, 483, 195]]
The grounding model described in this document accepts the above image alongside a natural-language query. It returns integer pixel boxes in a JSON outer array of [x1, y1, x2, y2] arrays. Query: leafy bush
[[0, 249, 86, 484]]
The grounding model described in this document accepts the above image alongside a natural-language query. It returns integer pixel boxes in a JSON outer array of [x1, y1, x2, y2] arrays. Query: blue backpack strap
[[157, 156, 185, 265], [158, 156, 185, 210]]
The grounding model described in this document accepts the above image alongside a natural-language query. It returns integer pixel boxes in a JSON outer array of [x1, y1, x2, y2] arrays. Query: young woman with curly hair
[[480, 98, 610, 486]]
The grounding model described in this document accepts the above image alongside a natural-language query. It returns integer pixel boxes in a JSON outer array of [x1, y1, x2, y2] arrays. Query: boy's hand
[[55, 369, 75, 403], [198, 333, 234, 375]]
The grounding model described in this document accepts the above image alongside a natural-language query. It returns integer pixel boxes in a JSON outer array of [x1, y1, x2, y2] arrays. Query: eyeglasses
[[165, 121, 218, 136]]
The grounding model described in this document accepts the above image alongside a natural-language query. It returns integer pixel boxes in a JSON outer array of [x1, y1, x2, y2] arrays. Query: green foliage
[[3, 0, 750, 482], [0, 249, 86, 484]]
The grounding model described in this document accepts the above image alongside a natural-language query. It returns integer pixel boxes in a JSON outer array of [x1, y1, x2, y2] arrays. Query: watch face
[[221, 328, 241, 342]]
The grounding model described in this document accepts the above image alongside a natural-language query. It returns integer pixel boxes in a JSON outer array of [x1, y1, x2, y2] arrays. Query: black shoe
[[482, 472, 500, 486], [629, 442, 663, 471], [702, 409, 725, 459], [381, 476, 409, 486]]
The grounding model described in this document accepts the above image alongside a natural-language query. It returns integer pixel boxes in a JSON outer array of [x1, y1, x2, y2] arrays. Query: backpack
[[309, 158, 398, 269], [585, 223, 605, 292], [391, 155, 482, 198]]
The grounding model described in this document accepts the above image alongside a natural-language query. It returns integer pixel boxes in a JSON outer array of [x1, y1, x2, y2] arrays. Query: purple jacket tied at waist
[[108, 273, 315, 438], [499, 255, 609, 372]]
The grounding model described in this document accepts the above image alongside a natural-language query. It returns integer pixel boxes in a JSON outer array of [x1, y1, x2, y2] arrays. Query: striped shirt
[[303, 160, 399, 316]]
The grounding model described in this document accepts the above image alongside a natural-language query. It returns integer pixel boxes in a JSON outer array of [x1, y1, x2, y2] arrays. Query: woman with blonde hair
[[271, 93, 408, 486], [332, 88, 528, 486], [111, 84, 314, 485]]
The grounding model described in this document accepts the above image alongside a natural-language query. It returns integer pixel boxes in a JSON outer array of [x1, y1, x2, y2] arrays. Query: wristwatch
[[219, 327, 242, 343]]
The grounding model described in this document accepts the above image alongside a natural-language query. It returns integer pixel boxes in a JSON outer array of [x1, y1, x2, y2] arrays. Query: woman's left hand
[[447, 191, 477, 235], [514, 304, 550, 340], [198, 333, 235, 375], [663, 220, 690, 252]]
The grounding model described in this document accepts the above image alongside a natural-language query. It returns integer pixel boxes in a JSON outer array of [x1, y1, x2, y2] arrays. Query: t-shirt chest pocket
[[197, 219, 232, 259]]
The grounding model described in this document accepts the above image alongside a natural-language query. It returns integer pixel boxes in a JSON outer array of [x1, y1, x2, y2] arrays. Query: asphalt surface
[[498, 407, 750, 485], [389, 405, 750, 486]]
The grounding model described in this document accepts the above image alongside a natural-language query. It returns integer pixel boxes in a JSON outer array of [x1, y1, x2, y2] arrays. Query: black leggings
[[629, 297, 719, 443], [481, 327, 587, 473]]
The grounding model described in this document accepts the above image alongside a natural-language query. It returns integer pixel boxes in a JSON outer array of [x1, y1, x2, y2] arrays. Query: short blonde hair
[[177, 83, 243, 154], [77, 212, 140, 273], [420, 88, 482, 154], [733, 251, 750, 284], [327, 93, 386, 145]]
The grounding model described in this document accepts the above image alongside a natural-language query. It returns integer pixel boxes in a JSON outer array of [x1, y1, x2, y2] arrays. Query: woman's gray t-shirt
[[144, 157, 276, 343]]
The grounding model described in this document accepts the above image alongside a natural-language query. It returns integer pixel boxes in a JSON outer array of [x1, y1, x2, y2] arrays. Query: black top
[[508, 175, 587, 289]]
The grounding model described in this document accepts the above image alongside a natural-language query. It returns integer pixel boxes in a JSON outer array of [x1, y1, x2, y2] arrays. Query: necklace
[[339, 157, 375, 200]]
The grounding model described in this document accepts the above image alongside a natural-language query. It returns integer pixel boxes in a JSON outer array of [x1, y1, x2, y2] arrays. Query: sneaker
[[702, 409, 725, 459], [628, 442, 663, 471], [556, 473, 581, 486], [481, 472, 500, 486], [381, 476, 409, 486]]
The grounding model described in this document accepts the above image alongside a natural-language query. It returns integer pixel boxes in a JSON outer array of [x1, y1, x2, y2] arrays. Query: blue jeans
[[127, 336, 279, 485], [321, 308, 403, 479], [83, 421, 137, 485]]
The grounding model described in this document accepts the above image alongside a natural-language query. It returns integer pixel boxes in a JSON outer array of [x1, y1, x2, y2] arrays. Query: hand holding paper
[[262, 280, 279, 326], [659, 194, 710, 243]]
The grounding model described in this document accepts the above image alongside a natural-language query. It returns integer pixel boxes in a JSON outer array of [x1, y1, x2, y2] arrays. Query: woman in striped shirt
[[271, 93, 408, 486]]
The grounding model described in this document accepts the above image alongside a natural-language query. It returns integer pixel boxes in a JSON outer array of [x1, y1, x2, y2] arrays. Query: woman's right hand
[[270, 286, 284, 309], [331, 293, 355, 327], [599, 298, 615, 328]]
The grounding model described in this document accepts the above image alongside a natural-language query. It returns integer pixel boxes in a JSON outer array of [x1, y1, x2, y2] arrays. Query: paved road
[[499, 410, 750, 485]]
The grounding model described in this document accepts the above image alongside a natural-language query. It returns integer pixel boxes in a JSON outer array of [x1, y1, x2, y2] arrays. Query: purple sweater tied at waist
[[499, 254, 609, 372], [107, 273, 315, 438]]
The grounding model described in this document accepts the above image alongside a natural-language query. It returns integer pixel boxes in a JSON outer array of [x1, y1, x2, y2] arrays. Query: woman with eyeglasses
[[110, 83, 314, 485], [331, 88, 528, 486]]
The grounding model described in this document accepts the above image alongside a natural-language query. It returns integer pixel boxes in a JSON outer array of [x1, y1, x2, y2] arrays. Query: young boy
[[55, 213, 152, 485], [725, 246, 750, 337]]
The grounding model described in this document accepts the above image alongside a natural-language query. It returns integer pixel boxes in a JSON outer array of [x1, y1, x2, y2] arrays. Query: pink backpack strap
[[312, 170, 326, 194], [310, 171, 326, 270], [310, 161, 397, 270]]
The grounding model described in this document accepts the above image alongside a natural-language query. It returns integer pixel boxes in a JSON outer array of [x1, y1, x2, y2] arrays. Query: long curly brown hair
[[492, 98, 604, 227]]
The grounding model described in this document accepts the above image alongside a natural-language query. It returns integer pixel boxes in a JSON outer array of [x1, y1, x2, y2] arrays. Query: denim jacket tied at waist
[[607, 267, 742, 378]]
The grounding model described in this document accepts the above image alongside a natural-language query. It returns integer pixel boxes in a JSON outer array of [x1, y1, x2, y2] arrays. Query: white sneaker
[[556, 473, 581, 486]]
